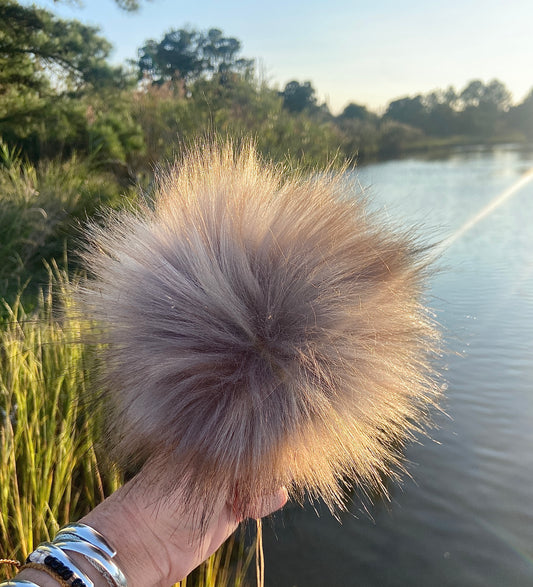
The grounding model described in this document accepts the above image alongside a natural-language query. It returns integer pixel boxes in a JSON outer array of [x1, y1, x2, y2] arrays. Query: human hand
[[79, 460, 288, 587], [15, 459, 287, 587]]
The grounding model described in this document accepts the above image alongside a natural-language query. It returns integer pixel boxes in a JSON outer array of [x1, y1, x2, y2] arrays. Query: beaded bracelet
[[27, 544, 93, 587], [19, 561, 71, 587]]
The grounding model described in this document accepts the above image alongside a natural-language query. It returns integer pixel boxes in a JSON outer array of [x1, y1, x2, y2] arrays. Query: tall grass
[[0, 269, 255, 586], [0, 268, 120, 565], [0, 142, 129, 303]]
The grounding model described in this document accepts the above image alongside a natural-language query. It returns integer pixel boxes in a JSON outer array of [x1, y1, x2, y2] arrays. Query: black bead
[[72, 579, 86, 587], [60, 566, 73, 580]]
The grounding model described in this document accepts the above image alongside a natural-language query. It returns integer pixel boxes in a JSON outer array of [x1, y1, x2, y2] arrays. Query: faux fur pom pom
[[77, 142, 440, 522]]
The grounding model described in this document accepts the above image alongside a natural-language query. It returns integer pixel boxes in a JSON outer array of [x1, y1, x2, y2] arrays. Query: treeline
[[2, 0, 533, 178], [383, 80, 532, 143], [1, 0, 533, 301]]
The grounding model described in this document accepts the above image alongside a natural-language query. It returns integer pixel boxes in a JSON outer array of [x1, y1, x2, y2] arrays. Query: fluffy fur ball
[[77, 142, 440, 521]]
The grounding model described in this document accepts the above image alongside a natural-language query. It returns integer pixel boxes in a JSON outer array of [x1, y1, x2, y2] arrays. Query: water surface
[[263, 146, 533, 587]]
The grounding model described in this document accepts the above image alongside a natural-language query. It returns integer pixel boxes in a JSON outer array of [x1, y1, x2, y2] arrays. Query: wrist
[[12, 567, 62, 587], [79, 479, 203, 587]]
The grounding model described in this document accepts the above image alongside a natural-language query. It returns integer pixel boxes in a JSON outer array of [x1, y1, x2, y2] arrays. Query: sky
[[28, 0, 533, 114]]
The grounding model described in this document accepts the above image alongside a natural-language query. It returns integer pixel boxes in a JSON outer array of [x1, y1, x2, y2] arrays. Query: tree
[[112, 0, 143, 9], [0, 0, 129, 96], [384, 95, 426, 128], [459, 79, 485, 109], [459, 79, 511, 111], [457, 79, 512, 138], [138, 28, 253, 87], [52, 0, 146, 11], [338, 102, 375, 122], [0, 0, 139, 161], [422, 88, 459, 136], [482, 79, 512, 111], [202, 28, 253, 74], [280, 81, 317, 113], [139, 29, 204, 86], [509, 88, 533, 140]]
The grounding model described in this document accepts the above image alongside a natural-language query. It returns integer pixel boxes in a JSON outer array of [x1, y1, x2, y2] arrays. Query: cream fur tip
[[77, 142, 441, 521]]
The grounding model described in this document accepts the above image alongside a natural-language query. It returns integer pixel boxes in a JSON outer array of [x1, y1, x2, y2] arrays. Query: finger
[[245, 487, 288, 519]]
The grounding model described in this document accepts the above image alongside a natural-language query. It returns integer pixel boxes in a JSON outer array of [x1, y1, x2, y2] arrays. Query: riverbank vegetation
[[1, 0, 532, 175], [1, 0, 532, 584]]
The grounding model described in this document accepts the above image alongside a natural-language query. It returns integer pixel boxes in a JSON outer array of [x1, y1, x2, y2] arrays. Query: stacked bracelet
[[26, 543, 93, 587], [53, 523, 126, 587], [0, 523, 127, 587]]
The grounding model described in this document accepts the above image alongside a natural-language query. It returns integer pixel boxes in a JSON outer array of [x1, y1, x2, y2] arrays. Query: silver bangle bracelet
[[6, 523, 127, 587], [29, 543, 94, 587], [55, 524, 116, 559], [0, 581, 43, 586], [53, 540, 127, 587]]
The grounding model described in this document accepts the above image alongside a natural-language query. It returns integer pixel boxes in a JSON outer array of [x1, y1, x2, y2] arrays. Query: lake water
[[262, 146, 533, 587]]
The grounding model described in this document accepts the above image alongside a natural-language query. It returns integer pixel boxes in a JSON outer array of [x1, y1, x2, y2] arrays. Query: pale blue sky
[[28, 0, 533, 113]]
